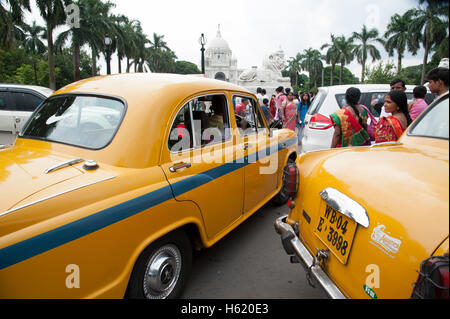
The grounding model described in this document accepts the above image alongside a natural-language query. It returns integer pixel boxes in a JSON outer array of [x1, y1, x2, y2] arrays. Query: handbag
[[360, 104, 377, 141]]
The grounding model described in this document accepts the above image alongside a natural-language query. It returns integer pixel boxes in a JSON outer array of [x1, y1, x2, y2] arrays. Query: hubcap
[[143, 244, 182, 299]]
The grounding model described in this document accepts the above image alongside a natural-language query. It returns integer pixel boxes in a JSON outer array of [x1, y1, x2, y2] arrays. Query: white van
[[301, 84, 436, 153]]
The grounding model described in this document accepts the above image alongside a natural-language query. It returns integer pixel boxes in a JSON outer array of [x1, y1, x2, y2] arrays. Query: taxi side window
[[235, 96, 265, 136], [168, 103, 193, 152], [191, 94, 230, 146]]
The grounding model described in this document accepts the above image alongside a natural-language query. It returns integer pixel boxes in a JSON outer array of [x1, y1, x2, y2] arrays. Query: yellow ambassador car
[[275, 94, 449, 299], [0, 73, 298, 299]]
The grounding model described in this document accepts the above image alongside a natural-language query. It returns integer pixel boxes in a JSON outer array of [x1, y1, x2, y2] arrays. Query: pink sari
[[283, 102, 297, 131]]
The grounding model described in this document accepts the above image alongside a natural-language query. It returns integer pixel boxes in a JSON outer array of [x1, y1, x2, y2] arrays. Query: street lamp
[[199, 33, 206, 74], [104, 35, 112, 75]]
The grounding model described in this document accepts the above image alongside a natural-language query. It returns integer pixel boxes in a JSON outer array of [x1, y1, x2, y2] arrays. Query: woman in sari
[[375, 90, 411, 143], [330, 87, 371, 148], [282, 92, 297, 131]]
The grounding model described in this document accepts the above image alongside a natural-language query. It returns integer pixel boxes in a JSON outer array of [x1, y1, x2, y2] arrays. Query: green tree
[[335, 36, 355, 85], [351, 25, 384, 82], [147, 32, 172, 72], [286, 53, 302, 87], [54, 47, 94, 88], [384, 13, 417, 75], [406, 2, 448, 84], [300, 48, 323, 88], [365, 61, 397, 84], [56, 0, 114, 81], [323, 65, 358, 86], [36, 0, 68, 90], [174, 60, 200, 74], [0, 0, 30, 48], [321, 34, 340, 86], [21, 20, 46, 85]]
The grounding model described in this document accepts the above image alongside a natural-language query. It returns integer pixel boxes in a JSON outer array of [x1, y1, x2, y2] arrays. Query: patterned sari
[[330, 107, 371, 147], [374, 116, 405, 143], [283, 102, 297, 131]]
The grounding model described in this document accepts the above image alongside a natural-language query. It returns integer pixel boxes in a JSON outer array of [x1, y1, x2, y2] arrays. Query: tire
[[125, 230, 192, 299], [271, 158, 295, 206]]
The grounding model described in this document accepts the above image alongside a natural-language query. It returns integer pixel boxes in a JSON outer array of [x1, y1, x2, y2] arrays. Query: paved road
[[180, 201, 325, 299]]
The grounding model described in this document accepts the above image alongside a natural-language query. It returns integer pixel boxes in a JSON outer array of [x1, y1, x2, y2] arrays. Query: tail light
[[411, 253, 449, 299], [308, 113, 333, 130], [283, 162, 299, 202]]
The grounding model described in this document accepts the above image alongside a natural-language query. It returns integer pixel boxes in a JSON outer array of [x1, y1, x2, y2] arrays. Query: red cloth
[[269, 98, 276, 117], [236, 102, 246, 116]]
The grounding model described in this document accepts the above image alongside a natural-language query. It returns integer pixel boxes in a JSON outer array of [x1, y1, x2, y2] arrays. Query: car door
[[234, 95, 279, 214], [0, 90, 15, 144], [160, 92, 244, 240], [9, 89, 45, 134]]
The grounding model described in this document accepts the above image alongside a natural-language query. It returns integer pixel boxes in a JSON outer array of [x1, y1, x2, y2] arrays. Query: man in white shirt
[[256, 87, 264, 107], [426, 67, 449, 101]]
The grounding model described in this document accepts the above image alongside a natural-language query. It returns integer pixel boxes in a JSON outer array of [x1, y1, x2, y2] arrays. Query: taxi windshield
[[21, 94, 125, 149]]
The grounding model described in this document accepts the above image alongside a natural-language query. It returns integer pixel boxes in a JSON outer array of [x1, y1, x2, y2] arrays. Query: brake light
[[283, 162, 299, 200], [411, 253, 449, 299], [308, 113, 333, 130]]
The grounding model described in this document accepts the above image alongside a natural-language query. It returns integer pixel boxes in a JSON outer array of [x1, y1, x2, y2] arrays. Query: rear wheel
[[126, 230, 192, 299], [271, 158, 295, 206]]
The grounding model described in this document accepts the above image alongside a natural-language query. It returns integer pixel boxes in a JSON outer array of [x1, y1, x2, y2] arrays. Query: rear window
[[307, 90, 327, 115], [21, 95, 125, 149], [336, 93, 380, 117], [408, 96, 449, 140]]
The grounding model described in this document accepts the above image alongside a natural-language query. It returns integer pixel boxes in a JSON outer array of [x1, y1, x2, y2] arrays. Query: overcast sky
[[25, 0, 425, 80]]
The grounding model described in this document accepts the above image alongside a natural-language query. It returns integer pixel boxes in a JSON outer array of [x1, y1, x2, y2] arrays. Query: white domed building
[[204, 26, 239, 83]]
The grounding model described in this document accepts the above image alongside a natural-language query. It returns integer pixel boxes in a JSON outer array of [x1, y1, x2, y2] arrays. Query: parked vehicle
[[0, 83, 53, 145], [301, 84, 436, 153], [0, 73, 297, 298], [275, 94, 449, 299]]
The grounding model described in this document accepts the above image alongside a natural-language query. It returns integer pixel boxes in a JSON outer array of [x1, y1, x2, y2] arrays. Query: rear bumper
[[274, 215, 346, 299]]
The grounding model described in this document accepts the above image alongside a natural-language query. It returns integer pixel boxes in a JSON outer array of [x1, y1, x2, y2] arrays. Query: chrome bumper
[[274, 215, 346, 299]]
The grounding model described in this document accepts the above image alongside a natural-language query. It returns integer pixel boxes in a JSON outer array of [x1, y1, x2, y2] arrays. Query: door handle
[[169, 162, 191, 173]]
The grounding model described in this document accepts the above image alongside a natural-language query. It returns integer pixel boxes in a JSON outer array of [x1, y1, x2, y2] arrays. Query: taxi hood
[[0, 145, 84, 213]]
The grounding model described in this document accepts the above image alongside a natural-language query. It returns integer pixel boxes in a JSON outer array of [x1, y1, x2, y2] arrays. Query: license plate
[[314, 203, 357, 264]]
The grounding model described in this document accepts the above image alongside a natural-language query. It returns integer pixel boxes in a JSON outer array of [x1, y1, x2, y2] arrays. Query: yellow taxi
[[275, 94, 449, 299], [0, 73, 297, 298]]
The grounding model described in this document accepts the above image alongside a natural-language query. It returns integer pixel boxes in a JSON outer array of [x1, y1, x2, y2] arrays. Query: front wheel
[[271, 158, 295, 206], [126, 230, 192, 299]]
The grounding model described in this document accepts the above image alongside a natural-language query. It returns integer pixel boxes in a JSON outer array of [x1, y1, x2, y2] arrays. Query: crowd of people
[[330, 66, 448, 148], [254, 63, 448, 149], [256, 86, 317, 145]]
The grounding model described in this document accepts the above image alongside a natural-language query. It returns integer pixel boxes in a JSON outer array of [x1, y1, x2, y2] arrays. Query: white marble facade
[[204, 26, 291, 95], [204, 26, 239, 83]]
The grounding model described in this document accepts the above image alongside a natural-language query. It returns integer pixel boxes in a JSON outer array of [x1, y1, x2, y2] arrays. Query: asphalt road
[[180, 201, 325, 299]]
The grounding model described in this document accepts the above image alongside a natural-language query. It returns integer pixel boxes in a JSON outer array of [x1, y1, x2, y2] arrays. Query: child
[[261, 98, 272, 124]]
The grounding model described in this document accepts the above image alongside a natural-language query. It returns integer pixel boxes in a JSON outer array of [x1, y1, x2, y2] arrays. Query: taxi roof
[[47, 73, 252, 168]]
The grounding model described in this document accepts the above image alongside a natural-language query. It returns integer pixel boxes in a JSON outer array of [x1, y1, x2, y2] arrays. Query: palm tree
[[321, 34, 340, 86], [335, 36, 355, 85], [0, 0, 30, 48], [36, 0, 68, 90], [286, 53, 302, 87], [147, 32, 170, 72], [21, 21, 46, 85], [384, 13, 417, 75], [110, 14, 128, 73], [406, 2, 448, 84], [351, 25, 384, 82], [56, 0, 113, 80], [81, 0, 115, 77]]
